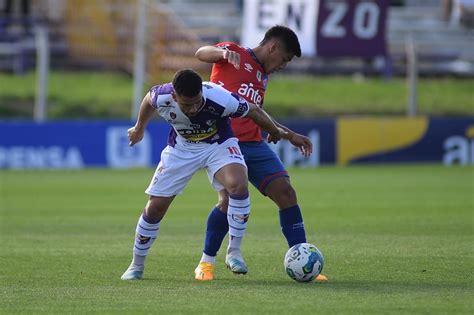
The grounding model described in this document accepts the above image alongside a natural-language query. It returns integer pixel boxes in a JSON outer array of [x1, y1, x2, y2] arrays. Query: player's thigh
[[239, 141, 289, 196], [206, 138, 247, 192], [214, 163, 248, 189], [145, 146, 203, 197]]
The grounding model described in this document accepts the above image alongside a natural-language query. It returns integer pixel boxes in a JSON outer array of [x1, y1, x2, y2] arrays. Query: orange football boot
[[194, 262, 214, 281]]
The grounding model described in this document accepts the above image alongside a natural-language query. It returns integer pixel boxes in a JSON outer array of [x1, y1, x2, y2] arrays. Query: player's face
[[173, 92, 204, 117], [265, 43, 294, 74]]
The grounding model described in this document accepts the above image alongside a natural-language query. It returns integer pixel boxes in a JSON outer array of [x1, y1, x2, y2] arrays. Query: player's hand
[[223, 50, 240, 69], [128, 126, 144, 146], [289, 133, 312, 157]]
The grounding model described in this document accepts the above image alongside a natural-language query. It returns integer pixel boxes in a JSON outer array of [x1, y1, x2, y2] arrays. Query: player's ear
[[171, 91, 177, 102], [269, 41, 279, 54]]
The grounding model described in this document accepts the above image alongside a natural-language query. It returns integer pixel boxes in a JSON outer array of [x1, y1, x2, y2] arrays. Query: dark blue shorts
[[239, 141, 289, 195]]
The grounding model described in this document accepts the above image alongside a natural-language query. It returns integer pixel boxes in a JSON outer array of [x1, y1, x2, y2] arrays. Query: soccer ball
[[284, 243, 324, 282]]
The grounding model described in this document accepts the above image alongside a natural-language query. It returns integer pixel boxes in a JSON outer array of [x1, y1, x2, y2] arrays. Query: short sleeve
[[149, 83, 173, 109], [214, 42, 239, 65], [223, 92, 250, 118]]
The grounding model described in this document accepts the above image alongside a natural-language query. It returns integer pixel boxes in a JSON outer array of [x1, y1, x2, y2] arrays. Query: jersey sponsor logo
[[177, 127, 218, 141], [237, 83, 263, 105], [244, 63, 253, 72]]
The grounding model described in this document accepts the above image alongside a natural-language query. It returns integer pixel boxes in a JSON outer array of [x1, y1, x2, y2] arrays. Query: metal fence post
[[132, 0, 147, 120], [406, 34, 418, 117]]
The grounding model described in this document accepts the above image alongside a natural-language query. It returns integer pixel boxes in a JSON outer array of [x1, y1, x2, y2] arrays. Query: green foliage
[[1, 165, 473, 313], [0, 72, 473, 119], [265, 75, 474, 117]]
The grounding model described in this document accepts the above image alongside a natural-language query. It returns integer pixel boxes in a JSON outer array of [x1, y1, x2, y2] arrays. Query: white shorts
[[145, 138, 246, 197]]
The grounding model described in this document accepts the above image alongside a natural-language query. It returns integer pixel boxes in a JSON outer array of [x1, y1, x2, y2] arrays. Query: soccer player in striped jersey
[[121, 69, 291, 280], [194, 25, 328, 282]]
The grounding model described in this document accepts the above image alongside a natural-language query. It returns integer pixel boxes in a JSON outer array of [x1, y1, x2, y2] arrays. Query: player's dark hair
[[259, 25, 301, 57], [172, 69, 202, 97]]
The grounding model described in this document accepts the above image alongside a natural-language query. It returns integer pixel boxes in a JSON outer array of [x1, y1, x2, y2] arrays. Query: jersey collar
[[246, 48, 265, 71]]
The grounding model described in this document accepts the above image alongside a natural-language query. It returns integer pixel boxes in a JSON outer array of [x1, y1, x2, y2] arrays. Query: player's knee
[[225, 179, 248, 197]]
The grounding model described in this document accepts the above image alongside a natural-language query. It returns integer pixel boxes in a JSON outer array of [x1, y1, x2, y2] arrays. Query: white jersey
[[149, 81, 250, 150]]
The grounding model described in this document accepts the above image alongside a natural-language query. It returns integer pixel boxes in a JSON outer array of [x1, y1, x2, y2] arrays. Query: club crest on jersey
[[256, 71, 262, 82], [244, 63, 253, 73], [170, 112, 176, 119]]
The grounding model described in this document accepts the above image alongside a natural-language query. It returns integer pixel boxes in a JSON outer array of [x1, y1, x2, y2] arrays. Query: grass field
[[0, 165, 473, 314], [0, 72, 473, 118]]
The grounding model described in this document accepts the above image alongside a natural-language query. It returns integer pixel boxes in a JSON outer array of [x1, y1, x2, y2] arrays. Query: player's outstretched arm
[[267, 122, 313, 157], [128, 92, 155, 146], [195, 46, 240, 69], [246, 104, 289, 141]]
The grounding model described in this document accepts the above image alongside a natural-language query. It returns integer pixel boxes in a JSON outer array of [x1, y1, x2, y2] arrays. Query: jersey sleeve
[[149, 83, 173, 109], [214, 42, 239, 65], [222, 92, 250, 118]]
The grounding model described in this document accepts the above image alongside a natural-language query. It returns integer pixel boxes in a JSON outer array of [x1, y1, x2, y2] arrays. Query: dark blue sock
[[279, 205, 306, 247], [203, 207, 229, 256]]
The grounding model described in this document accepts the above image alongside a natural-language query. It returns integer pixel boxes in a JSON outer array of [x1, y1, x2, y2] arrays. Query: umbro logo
[[244, 63, 253, 73]]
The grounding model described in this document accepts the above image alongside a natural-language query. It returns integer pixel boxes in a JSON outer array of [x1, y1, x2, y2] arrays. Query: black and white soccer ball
[[284, 243, 324, 282]]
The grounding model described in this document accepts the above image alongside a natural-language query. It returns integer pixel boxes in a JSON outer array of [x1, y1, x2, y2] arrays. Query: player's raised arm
[[128, 92, 155, 146], [195, 45, 240, 69]]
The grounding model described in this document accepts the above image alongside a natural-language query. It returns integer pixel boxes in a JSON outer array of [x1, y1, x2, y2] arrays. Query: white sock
[[130, 214, 160, 268], [227, 194, 250, 254], [227, 236, 242, 255], [200, 252, 216, 264]]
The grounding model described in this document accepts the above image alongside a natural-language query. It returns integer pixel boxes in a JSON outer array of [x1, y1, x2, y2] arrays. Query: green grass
[[266, 75, 474, 117], [0, 72, 473, 118], [0, 165, 473, 314]]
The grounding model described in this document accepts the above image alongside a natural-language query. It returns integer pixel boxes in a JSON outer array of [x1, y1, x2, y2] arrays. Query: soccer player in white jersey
[[121, 69, 291, 280]]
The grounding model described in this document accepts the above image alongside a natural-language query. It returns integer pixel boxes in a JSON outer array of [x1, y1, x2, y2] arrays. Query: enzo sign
[[241, 0, 388, 57]]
